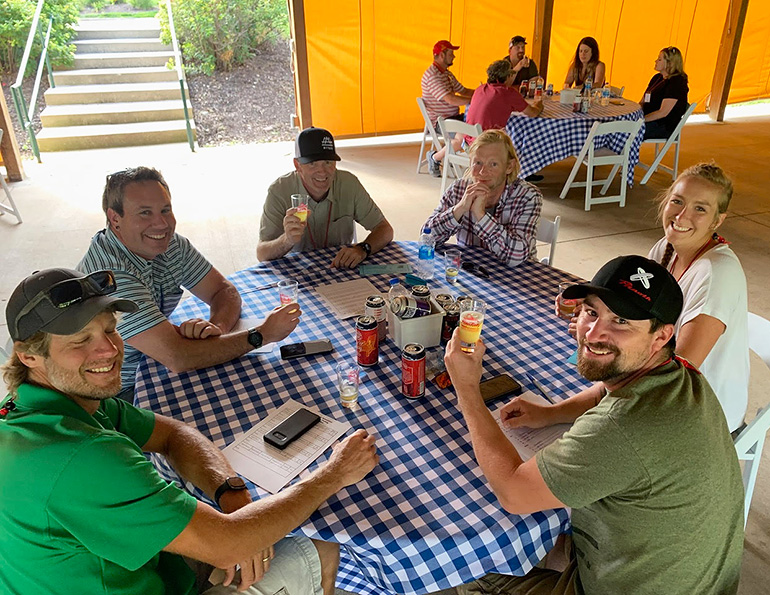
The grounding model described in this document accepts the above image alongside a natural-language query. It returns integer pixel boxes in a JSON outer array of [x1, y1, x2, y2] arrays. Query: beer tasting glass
[[278, 279, 299, 306], [459, 298, 486, 353], [291, 194, 310, 222], [336, 361, 360, 409], [557, 282, 578, 319], [444, 249, 461, 285]]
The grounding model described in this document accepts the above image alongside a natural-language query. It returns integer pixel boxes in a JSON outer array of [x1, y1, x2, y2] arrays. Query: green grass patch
[[78, 10, 158, 17]]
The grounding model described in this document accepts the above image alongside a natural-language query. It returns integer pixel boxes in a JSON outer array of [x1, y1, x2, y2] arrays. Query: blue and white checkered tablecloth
[[134, 242, 591, 595], [507, 98, 645, 185]]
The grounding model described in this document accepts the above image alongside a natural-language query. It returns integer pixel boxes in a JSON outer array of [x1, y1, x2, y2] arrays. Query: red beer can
[[356, 315, 379, 366], [365, 295, 387, 342], [402, 343, 426, 399], [441, 302, 461, 343]]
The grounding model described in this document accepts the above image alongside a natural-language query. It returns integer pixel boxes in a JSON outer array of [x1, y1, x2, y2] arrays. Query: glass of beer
[[444, 249, 461, 285], [557, 282, 578, 319], [291, 194, 310, 222], [278, 280, 299, 306], [459, 298, 486, 353], [336, 361, 360, 409]]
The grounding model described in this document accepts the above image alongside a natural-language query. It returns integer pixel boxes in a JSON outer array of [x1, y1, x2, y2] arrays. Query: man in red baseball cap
[[421, 40, 474, 177]]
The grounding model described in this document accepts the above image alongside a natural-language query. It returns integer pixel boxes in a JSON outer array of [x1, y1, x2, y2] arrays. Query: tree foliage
[[0, 0, 78, 75], [159, 0, 288, 75]]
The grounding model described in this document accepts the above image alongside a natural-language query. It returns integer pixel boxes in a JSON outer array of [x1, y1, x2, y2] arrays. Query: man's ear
[[293, 158, 301, 172], [651, 323, 675, 353], [16, 349, 45, 371], [107, 207, 121, 230]]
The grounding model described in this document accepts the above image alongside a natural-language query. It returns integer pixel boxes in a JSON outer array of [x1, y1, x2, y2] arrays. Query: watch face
[[228, 477, 247, 489], [248, 329, 263, 349]]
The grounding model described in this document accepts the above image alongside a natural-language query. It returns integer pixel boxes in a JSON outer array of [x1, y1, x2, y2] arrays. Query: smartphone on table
[[479, 374, 521, 404], [280, 339, 334, 360], [264, 407, 320, 449]]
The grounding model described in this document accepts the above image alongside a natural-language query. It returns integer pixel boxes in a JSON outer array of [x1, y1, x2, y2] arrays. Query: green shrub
[[159, 0, 288, 75], [127, 0, 157, 10], [0, 0, 78, 75]]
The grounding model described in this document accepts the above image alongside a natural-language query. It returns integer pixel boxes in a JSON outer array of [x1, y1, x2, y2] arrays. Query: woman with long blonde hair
[[641, 46, 689, 139]]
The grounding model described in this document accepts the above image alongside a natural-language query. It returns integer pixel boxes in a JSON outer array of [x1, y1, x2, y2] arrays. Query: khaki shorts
[[203, 536, 323, 595]]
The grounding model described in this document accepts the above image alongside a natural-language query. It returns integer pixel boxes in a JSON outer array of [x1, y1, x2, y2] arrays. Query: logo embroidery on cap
[[321, 136, 334, 151], [630, 268, 654, 289]]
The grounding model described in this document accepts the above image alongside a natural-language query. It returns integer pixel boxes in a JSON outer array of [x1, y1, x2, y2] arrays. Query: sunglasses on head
[[13, 270, 117, 338]]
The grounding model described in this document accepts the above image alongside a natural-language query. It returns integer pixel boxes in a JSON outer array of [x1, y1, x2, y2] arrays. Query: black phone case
[[264, 408, 321, 449], [280, 340, 334, 360], [479, 374, 521, 403]]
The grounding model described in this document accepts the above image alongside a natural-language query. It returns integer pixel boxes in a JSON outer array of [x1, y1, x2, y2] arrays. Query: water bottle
[[416, 226, 435, 280], [584, 78, 592, 95], [601, 82, 611, 106], [387, 278, 408, 304]]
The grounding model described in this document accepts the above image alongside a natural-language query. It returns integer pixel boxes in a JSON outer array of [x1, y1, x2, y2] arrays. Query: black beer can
[[390, 296, 431, 319], [441, 302, 461, 342]]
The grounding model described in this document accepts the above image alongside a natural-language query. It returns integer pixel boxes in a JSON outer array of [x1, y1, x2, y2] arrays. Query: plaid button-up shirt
[[424, 177, 542, 267]]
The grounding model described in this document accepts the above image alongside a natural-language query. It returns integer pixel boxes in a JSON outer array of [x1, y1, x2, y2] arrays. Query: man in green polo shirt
[[445, 255, 744, 594], [257, 127, 394, 269], [0, 268, 379, 595]]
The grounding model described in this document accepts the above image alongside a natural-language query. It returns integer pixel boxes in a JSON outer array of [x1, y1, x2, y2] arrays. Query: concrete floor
[[1, 113, 768, 594]]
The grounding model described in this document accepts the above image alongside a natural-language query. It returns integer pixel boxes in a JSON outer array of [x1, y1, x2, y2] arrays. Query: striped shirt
[[421, 62, 470, 126], [424, 178, 542, 267], [78, 228, 212, 388]]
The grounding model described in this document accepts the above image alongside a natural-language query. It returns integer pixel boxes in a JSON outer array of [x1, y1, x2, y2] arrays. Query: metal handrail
[[165, 0, 195, 152], [10, 0, 55, 163]]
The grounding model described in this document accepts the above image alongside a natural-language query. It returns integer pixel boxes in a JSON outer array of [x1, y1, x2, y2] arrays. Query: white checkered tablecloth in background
[[134, 242, 591, 595], [507, 98, 645, 185]]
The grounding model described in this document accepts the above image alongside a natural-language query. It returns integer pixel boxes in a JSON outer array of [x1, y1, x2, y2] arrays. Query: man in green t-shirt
[[1, 268, 379, 595], [445, 255, 744, 595]]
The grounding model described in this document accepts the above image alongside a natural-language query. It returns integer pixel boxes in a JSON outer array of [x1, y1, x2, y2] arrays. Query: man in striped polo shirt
[[79, 167, 301, 399], [421, 39, 474, 177]]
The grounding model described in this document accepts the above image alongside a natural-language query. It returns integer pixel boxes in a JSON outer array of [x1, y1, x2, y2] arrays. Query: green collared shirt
[[0, 384, 197, 595]]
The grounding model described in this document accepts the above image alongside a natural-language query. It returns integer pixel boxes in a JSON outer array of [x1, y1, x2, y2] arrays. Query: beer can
[[435, 293, 454, 310], [402, 343, 426, 399], [528, 78, 537, 98], [519, 80, 528, 96], [546, 83, 554, 97], [441, 302, 461, 342], [390, 296, 431, 319], [356, 315, 379, 366], [365, 295, 387, 342], [411, 285, 431, 299]]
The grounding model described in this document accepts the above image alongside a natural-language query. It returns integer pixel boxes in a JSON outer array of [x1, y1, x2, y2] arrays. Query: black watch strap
[[357, 241, 372, 258], [247, 327, 263, 349], [214, 476, 248, 507]]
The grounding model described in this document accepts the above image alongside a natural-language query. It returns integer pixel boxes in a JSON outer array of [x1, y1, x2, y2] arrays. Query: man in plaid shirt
[[423, 130, 542, 267]]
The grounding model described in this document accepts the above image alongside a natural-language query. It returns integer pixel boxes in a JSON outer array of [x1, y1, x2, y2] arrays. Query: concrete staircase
[[37, 18, 196, 151]]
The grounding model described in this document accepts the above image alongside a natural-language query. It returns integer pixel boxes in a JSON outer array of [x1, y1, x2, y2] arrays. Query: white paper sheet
[[494, 391, 572, 461], [315, 278, 384, 319], [223, 400, 351, 494]]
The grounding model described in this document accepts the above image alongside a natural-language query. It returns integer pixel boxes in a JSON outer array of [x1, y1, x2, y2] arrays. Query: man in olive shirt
[[445, 255, 743, 594], [1, 268, 378, 595], [257, 127, 394, 269]]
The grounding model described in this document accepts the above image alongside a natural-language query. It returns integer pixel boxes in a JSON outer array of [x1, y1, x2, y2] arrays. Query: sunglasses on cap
[[12, 270, 117, 338]]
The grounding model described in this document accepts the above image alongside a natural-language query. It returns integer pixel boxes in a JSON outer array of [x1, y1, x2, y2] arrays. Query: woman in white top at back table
[[649, 163, 749, 434]]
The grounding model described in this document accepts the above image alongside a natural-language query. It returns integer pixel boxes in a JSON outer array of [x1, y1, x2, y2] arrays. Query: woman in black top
[[641, 46, 689, 139], [563, 36, 606, 89]]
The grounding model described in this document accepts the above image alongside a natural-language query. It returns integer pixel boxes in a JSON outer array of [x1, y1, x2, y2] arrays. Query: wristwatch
[[247, 327, 263, 350], [356, 241, 372, 259], [214, 476, 248, 507]]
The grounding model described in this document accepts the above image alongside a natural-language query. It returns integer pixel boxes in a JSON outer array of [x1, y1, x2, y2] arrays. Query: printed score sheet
[[223, 400, 351, 493], [315, 278, 384, 319], [493, 391, 572, 460]]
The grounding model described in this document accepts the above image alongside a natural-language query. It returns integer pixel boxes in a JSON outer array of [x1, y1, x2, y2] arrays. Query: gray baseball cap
[[7, 268, 137, 342]]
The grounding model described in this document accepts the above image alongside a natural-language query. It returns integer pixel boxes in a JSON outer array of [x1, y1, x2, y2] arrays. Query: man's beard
[[45, 357, 123, 401], [576, 340, 624, 382]]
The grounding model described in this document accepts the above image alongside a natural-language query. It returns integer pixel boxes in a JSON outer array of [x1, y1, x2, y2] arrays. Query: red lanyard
[[306, 203, 333, 250], [669, 234, 728, 282]]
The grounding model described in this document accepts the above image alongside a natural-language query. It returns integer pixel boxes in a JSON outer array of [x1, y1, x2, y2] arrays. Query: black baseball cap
[[510, 36, 527, 47], [294, 127, 341, 164], [562, 255, 683, 325], [7, 268, 137, 342]]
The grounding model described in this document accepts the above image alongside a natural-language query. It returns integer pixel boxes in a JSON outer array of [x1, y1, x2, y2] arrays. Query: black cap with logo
[[562, 255, 683, 325], [294, 127, 341, 164]]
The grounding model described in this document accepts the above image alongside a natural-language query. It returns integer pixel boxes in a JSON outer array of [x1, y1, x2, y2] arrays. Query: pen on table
[[242, 282, 280, 293], [526, 373, 555, 404]]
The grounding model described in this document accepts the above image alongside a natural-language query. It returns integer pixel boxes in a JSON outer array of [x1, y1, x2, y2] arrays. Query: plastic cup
[[444, 249, 461, 285], [278, 280, 299, 306], [459, 298, 486, 353], [557, 282, 578, 319], [291, 194, 310, 222], [337, 362, 360, 409]]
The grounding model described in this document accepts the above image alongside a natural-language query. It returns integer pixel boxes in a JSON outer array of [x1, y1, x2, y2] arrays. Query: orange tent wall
[[298, 0, 767, 137]]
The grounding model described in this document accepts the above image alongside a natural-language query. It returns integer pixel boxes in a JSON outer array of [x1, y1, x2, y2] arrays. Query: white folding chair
[[638, 101, 697, 185], [0, 129, 23, 224], [609, 85, 625, 98], [416, 98, 445, 175], [437, 117, 482, 195], [537, 215, 561, 266], [734, 312, 770, 528], [559, 119, 643, 211]]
